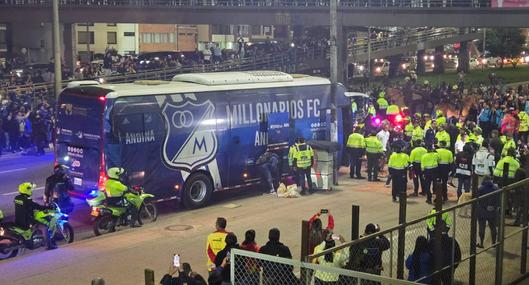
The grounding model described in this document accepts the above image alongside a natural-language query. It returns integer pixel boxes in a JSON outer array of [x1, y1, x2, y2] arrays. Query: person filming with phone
[[160, 256, 207, 285], [308, 209, 335, 254], [312, 230, 349, 284]]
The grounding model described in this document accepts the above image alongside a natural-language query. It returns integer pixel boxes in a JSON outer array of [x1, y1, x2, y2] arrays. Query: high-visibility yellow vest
[[404, 123, 414, 137], [351, 101, 358, 113], [435, 131, 451, 148], [412, 126, 424, 142], [288, 145, 297, 167], [520, 112, 529, 132], [105, 179, 128, 198], [347, 133, 365, 149], [365, 136, 383, 154], [388, 152, 409, 170], [410, 147, 427, 163], [377, 98, 389, 110], [436, 116, 446, 126], [386, 104, 400, 115], [421, 152, 440, 170], [294, 143, 313, 168], [368, 106, 376, 116], [436, 148, 454, 165], [493, 156, 520, 178], [426, 209, 452, 231], [501, 140, 516, 156]]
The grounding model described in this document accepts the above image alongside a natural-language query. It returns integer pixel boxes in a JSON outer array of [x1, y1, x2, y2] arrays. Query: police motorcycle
[[0, 204, 74, 260], [87, 185, 158, 236]]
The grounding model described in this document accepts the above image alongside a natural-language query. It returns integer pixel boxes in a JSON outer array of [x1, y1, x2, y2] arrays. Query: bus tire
[[182, 173, 213, 209]]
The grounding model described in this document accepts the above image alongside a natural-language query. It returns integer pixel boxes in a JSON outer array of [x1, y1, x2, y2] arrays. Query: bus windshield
[[56, 88, 107, 192]]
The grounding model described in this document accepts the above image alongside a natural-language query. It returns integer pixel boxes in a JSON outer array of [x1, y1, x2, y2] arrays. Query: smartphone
[[332, 234, 340, 241], [320, 209, 329, 214], [173, 254, 180, 267]]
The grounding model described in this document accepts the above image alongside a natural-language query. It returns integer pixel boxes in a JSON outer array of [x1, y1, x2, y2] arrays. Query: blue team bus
[[56, 71, 351, 208]]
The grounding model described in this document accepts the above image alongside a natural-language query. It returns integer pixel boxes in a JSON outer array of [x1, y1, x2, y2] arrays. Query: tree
[[484, 28, 526, 68]]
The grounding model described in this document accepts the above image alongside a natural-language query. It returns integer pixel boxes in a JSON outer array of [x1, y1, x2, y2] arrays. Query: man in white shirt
[[473, 141, 496, 186], [377, 121, 391, 175]]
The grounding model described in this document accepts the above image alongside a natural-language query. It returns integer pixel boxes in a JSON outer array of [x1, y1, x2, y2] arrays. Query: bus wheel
[[183, 173, 212, 209]]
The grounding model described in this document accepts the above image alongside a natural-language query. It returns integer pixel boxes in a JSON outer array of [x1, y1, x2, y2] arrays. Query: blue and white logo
[[161, 99, 218, 171]]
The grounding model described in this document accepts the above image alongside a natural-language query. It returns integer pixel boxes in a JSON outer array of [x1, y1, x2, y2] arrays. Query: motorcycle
[[87, 186, 158, 236], [45, 181, 74, 214], [0, 203, 74, 260]]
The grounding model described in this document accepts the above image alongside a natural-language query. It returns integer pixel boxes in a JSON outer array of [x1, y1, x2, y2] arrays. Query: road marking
[[0, 168, 27, 174], [2, 186, 44, 196]]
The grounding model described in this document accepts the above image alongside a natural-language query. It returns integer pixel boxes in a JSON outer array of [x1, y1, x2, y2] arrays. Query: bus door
[[267, 112, 290, 176]]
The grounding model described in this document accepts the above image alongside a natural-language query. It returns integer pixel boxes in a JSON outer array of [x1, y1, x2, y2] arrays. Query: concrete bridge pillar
[[63, 23, 76, 73], [416, 49, 426, 75], [457, 28, 470, 73], [433, 45, 445, 74]]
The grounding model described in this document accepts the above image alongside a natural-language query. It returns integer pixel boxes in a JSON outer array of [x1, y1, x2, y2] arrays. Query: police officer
[[105, 167, 141, 227], [388, 145, 409, 202], [347, 128, 366, 179], [386, 102, 400, 124], [436, 141, 454, 202], [376, 91, 389, 118], [15, 182, 56, 249], [292, 137, 314, 195], [365, 130, 384, 182], [426, 207, 453, 237], [44, 164, 74, 213], [501, 132, 516, 157], [410, 140, 427, 197], [435, 109, 446, 126], [493, 148, 520, 187], [288, 138, 302, 183], [435, 124, 451, 149], [421, 145, 440, 204]]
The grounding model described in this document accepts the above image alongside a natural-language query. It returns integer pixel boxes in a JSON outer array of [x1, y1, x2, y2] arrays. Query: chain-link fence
[[231, 248, 419, 285], [307, 176, 529, 285]]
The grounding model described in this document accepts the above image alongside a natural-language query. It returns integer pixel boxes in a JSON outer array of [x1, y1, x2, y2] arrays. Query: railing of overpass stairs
[[307, 177, 529, 285], [347, 28, 462, 57], [230, 248, 419, 285], [1, 46, 327, 99], [0, 0, 494, 9]]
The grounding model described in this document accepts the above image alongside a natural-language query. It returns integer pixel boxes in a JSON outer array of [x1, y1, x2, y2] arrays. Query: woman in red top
[[308, 210, 335, 254]]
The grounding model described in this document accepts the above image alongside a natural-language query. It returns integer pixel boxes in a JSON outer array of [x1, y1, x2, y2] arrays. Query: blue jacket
[[406, 251, 433, 284], [479, 108, 492, 123]]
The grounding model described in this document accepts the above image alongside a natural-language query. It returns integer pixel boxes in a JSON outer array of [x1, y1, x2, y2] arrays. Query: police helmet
[[107, 167, 125, 180], [378, 91, 385, 98], [19, 182, 36, 196], [365, 223, 380, 235], [54, 164, 69, 175]]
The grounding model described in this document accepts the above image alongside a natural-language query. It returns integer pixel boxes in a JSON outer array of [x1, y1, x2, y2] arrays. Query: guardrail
[[308, 173, 529, 284], [0, 0, 496, 9], [0, 47, 326, 99]]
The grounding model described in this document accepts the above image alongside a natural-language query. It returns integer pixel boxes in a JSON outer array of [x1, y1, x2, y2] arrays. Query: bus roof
[[97, 71, 330, 99]]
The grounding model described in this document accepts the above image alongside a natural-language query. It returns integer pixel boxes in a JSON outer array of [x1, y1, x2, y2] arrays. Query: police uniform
[[404, 122, 414, 141], [376, 92, 388, 118], [426, 208, 453, 235], [501, 139, 516, 157], [347, 132, 366, 179], [519, 111, 529, 143], [410, 145, 427, 195], [388, 151, 409, 202], [365, 134, 384, 181], [435, 130, 451, 148], [436, 147, 454, 201], [412, 125, 424, 146], [493, 155, 520, 187], [293, 142, 314, 194], [386, 104, 400, 123], [421, 150, 440, 203]]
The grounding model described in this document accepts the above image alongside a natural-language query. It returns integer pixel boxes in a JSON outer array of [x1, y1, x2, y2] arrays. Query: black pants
[[349, 148, 364, 178], [438, 165, 450, 200], [366, 153, 381, 180], [391, 170, 407, 200], [296, 167, 313, 191], [412, 163, 425, 194], [423, 168, 438, 202], [478, 216, 497, 245]]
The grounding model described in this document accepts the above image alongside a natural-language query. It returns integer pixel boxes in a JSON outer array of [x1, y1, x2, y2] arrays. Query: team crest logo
[[161, 100, 218, 171]]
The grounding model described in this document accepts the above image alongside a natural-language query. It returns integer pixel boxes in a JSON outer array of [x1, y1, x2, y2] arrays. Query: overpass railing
[[0, 0, 497, 9], [0, 46, 326, 99], [308, 176, 529, 284]]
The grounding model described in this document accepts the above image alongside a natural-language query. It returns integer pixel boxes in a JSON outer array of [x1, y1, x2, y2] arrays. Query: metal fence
[[308, 176, 529, 285], [1, 46, 326, 99], [0, 0, 496, 9], [231, 248, 420, 285]]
